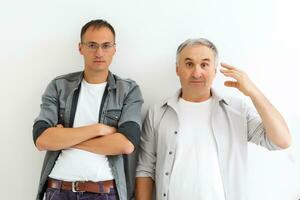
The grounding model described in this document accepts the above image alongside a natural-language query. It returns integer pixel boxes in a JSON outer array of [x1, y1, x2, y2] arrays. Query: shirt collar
[[162, 88, 229, 110], [74, 70, 116, 90]]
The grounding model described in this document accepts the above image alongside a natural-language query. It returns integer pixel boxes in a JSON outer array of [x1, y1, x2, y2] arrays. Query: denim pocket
[[104, 109, 121, 127]]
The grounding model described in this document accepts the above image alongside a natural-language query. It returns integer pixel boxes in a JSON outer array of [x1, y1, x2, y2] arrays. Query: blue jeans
[[45, 188, 119, 200]]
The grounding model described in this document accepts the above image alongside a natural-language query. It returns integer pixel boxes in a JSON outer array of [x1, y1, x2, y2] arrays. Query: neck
[[181, 89, 211, 102], [83, 69, 109, 84]]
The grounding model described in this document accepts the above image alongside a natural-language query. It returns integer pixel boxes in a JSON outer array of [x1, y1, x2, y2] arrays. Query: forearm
[[36, 123, 115, 151], [73, 132, 134, 155], [135, 177, 154, 200], [249, 88, 291, 148]]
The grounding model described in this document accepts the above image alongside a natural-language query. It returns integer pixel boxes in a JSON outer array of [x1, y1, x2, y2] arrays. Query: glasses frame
[[81, 41, 116, 52]]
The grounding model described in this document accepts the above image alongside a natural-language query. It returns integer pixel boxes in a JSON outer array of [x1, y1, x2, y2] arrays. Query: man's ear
[[176, 65, 179, 76], [78, 43, 83, 55]]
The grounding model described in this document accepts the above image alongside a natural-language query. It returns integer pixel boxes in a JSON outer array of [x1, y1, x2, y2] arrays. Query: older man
[[135, 38, 291, 200]]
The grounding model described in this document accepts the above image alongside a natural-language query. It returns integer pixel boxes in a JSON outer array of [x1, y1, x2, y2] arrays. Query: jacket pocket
[[104, 109, 121, 127]]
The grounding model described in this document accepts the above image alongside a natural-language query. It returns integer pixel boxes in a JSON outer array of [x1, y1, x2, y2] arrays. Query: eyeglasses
[[81, 42, 115, 52]]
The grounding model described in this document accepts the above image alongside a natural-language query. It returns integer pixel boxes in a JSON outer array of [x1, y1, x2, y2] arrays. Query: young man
[[33, 19, 143, 200], [135, 38, 291, 200]]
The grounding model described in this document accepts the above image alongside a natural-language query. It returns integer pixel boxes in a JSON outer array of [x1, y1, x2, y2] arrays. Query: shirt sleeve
[[136, 107, 156, 180], [245, 102, 281, 150], [117, 85, 144, 150], [32, 79, 59, 145]]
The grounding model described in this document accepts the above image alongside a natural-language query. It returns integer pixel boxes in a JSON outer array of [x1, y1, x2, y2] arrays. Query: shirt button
[[169, 151, 172, 155], [163, 193, 166, 197], [165, 172, 169, 176], [174, 131, 178, 134]]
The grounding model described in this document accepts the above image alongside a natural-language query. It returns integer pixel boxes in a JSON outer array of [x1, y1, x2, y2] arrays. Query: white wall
[[1, 0, 299, 199]]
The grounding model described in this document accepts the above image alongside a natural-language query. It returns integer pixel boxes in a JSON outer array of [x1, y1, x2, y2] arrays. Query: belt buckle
[[72, 181, 86, 192]]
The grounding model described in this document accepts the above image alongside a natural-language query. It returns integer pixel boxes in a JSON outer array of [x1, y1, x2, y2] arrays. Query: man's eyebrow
[[184, 58, 193, 61], [85, 41, 98, 44], [202, 58, 211, 62], [184, 58, 211, 62], [86, 41, 111, 44]]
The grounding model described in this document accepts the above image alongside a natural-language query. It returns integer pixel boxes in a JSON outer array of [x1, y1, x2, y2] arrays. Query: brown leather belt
[[47, 178, 116, 194]]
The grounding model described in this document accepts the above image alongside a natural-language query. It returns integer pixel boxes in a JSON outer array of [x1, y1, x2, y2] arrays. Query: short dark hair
[[80, 19, 115, 42]]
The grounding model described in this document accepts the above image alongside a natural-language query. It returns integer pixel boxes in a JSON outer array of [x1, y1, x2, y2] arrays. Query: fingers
[[220, 62, 242, 74], [56, 124, 64, 128], [220, 68, 240, 80], [224, 81, 238, 88], [220, 62, 237, 70], [220, 62, 244, 81]]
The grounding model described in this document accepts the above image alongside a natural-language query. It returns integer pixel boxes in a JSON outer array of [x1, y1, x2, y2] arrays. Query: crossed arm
[[35, 82, 143, 155], [36, 123, 134, 155]]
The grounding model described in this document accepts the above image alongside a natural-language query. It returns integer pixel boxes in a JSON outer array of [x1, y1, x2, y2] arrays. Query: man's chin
[[187, 85, 210, 93], [92, 64, 109, 70], [84, 66, 109, 73]]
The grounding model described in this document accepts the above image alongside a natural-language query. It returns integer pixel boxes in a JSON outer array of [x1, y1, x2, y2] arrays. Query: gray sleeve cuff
[[136, 169, 155, 180], [32, 120, 51, 145], [118, 121, 141, 150]]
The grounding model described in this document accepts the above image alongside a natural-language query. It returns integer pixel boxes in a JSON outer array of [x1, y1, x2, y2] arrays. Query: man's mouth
[[94, 60, 105, 63], [190, 80, 205, 84]]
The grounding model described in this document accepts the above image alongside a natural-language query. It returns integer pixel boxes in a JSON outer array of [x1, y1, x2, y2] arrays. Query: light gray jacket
[[136, 89, 280, 200]]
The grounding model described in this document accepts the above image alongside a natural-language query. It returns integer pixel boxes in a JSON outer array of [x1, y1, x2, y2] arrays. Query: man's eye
[[88, 43, 98, 49], [102, 43, 112, 49], [186, 62, 193, 67], [102, 44, 111, 49], [201, 63, 208, 68]]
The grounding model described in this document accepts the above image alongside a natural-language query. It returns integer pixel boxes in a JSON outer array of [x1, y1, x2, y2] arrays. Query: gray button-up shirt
[[33, 71, 143, 200], [136, 89, 280, 200]]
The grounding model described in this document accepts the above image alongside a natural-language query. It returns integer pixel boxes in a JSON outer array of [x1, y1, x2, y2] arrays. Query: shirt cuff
[[118, 121, 141, 150], [32, 120, 51, 145]]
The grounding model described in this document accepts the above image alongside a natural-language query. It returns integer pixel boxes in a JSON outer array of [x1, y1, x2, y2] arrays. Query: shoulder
[[111, 74, 143, 101], [113, 73, 139, 90], [53, 71, 83, 82], [145, 101, 171, 123], [219, 95, 249, 116], [44, 71, 82, 94]]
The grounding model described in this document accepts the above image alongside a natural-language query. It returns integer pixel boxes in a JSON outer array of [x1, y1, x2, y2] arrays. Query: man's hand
[[56, 124, 64, 128], [220, 62, 258, 97], [220, 62, 291, 149], [98, 124, 117, 136]]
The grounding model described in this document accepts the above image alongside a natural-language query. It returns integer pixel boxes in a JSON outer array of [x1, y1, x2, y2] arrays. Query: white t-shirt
[[49, 79, 114, 182], [168, 97, 225, 200]]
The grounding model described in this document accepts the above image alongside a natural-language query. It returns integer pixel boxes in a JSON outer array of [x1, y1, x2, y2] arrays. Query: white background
[[1, 0, 299, 199]]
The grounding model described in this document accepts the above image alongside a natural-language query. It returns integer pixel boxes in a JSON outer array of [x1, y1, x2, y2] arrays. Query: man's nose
[[95, 46, 104, 56], [192, 65, 203, 78]]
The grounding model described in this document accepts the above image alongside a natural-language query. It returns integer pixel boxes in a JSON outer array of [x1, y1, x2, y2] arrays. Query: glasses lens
[[87, 43, 98, 50], [83, 42, 114, 52]]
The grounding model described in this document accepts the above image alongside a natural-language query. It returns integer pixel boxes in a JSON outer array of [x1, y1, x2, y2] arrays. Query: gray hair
[[176, 38, 219, 67]]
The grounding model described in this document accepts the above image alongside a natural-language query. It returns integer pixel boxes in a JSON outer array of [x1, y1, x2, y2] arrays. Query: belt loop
[[57, 179, 62, 192], [48, 178, 62, 192], [99, 182, 104, 193]]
